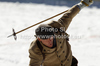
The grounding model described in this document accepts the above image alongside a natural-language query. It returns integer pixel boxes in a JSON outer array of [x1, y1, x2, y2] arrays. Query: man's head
[[35, 24, 54, 48]]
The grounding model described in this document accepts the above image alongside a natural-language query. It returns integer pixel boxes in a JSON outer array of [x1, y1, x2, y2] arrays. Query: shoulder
[[29, 39, 42, 55], [29, 39, 37, 50]]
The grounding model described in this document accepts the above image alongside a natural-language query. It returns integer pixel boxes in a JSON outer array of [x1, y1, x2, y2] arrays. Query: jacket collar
[[40, 42, 56, 54]]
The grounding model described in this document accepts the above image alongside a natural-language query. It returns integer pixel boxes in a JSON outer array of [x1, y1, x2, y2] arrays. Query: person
[[29, 0, 93, 66]]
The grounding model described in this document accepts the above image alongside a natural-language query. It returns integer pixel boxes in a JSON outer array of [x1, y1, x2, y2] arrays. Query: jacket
[[29, 5, 80, 66]]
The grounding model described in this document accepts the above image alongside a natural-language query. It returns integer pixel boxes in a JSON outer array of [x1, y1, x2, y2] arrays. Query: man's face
[[38, 36, 54, 48]]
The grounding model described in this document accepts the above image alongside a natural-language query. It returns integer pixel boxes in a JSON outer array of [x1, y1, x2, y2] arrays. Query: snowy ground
[[0, 2, 100, 66]]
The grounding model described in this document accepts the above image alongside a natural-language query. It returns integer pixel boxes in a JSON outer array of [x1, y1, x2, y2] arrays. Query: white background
[[0, 2, 100, 66]]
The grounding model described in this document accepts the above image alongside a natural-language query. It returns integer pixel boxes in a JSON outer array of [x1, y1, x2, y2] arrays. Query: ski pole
[[7, 9, 68, 40]]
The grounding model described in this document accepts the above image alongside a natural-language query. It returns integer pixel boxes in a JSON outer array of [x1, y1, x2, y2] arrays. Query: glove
[[77, 0, 93, 9]]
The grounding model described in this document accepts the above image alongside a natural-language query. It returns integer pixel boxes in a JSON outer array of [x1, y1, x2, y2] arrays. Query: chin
[[49, 45, 53, 48]]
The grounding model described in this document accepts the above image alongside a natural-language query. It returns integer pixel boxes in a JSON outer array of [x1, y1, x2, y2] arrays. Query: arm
[[48, 5, 80, 31], [48, 0, 93, 31], [58, 5, 80, 31], [29, 42, 43, 66], [58, 0, 93, 31], [29, 49, 43, 66]]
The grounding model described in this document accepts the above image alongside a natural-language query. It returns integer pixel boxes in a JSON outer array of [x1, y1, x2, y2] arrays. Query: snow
[[0, 2, 100, 66]]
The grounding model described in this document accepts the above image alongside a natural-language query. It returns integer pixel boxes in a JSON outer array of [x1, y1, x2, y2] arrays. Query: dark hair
[[35, 24, 54, 39]]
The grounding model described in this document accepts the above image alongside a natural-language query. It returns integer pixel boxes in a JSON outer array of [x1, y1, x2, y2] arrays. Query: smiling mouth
[[50, 43, 53, 45]]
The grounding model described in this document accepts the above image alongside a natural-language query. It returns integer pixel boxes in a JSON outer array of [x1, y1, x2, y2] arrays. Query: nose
[[49, 36, 53, 41]]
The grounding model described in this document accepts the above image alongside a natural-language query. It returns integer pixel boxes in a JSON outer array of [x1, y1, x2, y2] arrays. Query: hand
[[81, 0, 93, 6], [77, 0, 93, 9]]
